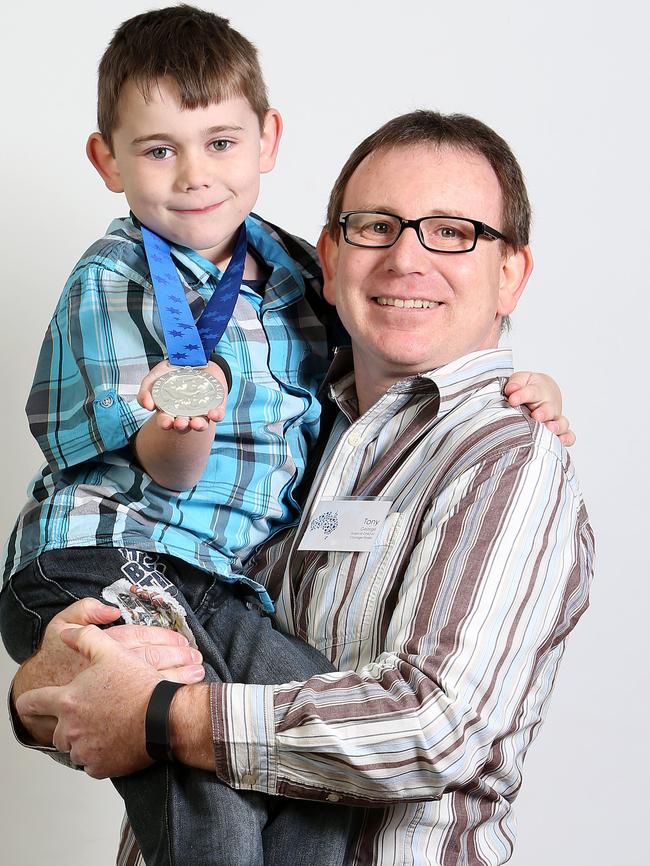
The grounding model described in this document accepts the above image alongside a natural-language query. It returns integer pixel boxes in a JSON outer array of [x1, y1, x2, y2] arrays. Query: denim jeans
[[0, 548, 357, 866]]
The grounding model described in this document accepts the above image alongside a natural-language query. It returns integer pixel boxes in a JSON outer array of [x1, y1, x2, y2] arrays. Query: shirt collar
[[124, 213, 310, 302], [326, 347, 514, 420]]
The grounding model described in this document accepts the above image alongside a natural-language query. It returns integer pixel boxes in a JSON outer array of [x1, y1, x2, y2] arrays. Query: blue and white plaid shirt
[[3, 214, 333, 610]]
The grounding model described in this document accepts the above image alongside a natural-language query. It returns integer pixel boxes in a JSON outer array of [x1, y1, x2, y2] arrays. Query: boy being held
[[0, 5, 570, 866]]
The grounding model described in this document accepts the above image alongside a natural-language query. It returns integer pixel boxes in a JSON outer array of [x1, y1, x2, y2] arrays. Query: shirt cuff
[[210, 682, 277, 794], [7, 680, 78, 770]]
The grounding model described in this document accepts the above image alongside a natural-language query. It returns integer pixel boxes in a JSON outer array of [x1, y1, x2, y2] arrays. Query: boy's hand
[[504, 372, 575, 446], [138, 360, 229, 432]]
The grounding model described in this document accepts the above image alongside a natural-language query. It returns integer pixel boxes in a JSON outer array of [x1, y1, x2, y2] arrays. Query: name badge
[[298, 497, 393, 552]]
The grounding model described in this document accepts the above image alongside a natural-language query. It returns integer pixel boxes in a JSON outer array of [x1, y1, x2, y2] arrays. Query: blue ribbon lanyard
[[141, 223, 248, 367]]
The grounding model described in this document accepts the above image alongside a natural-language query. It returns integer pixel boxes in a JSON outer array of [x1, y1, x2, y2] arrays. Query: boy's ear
[[497, 245, 534, 317], [86, 133, 124, 193], [259, 109, 283, 174], [316, 229, 339, 307]]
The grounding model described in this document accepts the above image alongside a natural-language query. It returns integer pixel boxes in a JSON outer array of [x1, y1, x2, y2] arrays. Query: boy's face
[[87, 78, 281, 265]]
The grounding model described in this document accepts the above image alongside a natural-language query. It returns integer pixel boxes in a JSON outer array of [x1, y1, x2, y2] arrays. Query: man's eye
[[210, 139, 231, 152], [439, 226, 459, 238], [366, 222, 391, 235], [148, 147, 171, 160]]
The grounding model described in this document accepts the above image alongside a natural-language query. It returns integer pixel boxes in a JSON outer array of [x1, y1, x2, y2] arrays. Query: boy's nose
[[177, 153, 213, 191]]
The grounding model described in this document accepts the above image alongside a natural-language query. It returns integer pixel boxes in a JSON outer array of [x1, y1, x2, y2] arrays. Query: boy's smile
[[87, 78, 281, 268]]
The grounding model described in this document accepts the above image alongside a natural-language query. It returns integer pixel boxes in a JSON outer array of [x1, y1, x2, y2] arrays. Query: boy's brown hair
[[97, 4, 269, 148]]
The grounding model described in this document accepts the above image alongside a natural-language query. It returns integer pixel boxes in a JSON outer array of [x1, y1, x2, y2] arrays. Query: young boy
[[0, 5, 568, 866]]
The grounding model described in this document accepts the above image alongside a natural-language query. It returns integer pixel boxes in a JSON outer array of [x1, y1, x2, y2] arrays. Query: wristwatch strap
[[145, 680, 185, 762]]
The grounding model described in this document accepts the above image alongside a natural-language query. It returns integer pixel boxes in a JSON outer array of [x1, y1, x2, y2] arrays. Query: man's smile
[[374, 297, 441, 308]]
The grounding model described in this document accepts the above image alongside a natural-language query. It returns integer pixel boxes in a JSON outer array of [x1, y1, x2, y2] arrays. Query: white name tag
[[298, 497, 393, 552]]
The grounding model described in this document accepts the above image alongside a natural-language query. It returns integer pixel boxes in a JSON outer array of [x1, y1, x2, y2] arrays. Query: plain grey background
[[1, 1, 647, 863]]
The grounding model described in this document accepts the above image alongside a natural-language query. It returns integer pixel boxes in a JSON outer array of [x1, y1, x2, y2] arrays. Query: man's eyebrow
[[357, 205, 471, 218], [130, 125, 245, 145]]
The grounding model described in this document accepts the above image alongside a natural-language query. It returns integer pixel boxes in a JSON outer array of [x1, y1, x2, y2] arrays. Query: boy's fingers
[[138, 390, 155, 411], [504, 371, 532, 396], [560, 431, 576, 447], [171, 416, 190, 432]]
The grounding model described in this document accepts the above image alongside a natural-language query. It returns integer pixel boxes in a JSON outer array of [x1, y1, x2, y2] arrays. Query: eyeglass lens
[[344, 213, 478, 251]]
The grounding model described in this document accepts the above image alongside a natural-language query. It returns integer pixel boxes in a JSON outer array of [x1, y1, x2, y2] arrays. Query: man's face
[[88, 78, 281, 266], [320, 145, 531, 387]]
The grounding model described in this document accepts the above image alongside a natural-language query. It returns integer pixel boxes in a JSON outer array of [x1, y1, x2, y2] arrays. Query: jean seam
[[6, 577, 44, 630], [6, 577, 43, 655], [194, 575, 228, 619], [34, 554, 83, 603], [165, 762, 174, 866]]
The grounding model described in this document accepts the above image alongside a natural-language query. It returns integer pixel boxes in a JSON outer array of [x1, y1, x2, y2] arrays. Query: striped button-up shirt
[[3, 214, 333, 608], [206, 348, 594, 865]]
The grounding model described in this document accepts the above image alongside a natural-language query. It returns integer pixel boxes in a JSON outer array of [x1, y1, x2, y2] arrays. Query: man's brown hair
[[97, 4, 269, 148], [325, 110, 531, 250]]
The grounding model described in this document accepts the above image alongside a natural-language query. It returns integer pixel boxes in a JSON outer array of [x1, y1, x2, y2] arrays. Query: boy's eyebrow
[[130, 125, 245, 145]]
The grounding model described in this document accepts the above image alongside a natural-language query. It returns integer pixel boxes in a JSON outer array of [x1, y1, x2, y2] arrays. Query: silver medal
[[152, 366, 225, 417]]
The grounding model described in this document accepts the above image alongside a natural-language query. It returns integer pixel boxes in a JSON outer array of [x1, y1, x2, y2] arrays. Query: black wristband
[[209, 352, 233, 392], [145, 680, 184, 763]]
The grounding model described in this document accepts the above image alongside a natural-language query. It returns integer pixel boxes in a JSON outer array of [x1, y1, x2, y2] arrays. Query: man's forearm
[[168, 683, 214, 770]]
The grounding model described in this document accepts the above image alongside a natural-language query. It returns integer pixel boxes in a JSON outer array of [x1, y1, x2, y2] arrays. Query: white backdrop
[[1, 1, 647, 864]]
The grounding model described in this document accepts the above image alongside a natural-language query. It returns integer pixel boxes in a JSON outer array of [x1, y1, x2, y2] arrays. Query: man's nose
[[384, 225, 432, 274], [176, 151, 214, 191]]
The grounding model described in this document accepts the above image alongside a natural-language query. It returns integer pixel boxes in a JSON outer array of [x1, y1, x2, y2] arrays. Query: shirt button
[[347, 432, 362, 447], [241, 773, 257, 785], [99, 396, 114, 408], [326, 793, 341, 802]]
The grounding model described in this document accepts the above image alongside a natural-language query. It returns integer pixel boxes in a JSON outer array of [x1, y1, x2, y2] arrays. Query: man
[[15, 111, 593, 865]]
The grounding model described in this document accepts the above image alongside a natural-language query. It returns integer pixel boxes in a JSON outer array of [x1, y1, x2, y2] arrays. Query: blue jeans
[[0, 548, 357, 866]]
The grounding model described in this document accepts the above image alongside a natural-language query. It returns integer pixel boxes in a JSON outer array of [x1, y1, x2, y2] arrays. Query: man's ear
[[86, 133, 124, 193], [259, 109, 283, 174], [316, 229, 339, 307], [497, 245, 534, 317]]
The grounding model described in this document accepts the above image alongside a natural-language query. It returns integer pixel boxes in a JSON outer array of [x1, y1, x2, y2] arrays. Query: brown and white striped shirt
[[119, 347, 593, 865], [210, 347, 594, 865]]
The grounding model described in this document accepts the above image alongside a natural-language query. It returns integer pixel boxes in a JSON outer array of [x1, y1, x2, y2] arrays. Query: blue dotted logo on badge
[[309, 510, 339, 536]]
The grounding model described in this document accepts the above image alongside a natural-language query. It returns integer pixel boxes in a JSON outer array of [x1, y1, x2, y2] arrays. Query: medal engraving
[[152, 367, 225, 417]]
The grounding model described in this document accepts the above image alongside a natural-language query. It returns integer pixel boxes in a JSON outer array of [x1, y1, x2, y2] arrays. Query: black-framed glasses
[[338, 211, 507, 253]]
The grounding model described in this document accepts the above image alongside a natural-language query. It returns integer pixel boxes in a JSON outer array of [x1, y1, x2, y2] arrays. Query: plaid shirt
[[3, 214, 332, 609], [205, 348, 595, 865]]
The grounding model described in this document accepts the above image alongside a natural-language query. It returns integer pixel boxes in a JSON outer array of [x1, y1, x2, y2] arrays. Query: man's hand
[[12, 598, 204, 746], [504, 371, 576, 446], [16, 624, 163, 778], [137, 359, 228, 432]]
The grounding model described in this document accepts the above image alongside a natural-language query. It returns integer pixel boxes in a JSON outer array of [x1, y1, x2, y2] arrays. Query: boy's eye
[[148, 146, 171, 160], [210, 139, 232, 152]]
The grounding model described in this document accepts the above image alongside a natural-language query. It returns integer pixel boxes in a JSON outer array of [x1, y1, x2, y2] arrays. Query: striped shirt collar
[[327, 347, 515, 421]]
